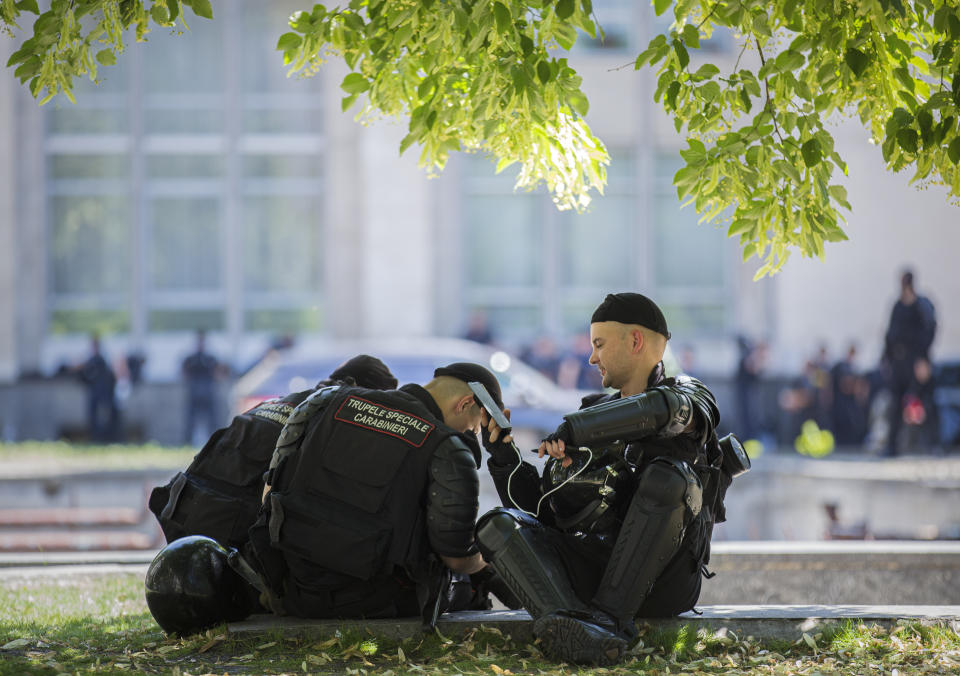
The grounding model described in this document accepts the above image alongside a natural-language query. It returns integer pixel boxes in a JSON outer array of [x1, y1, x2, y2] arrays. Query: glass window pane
[[245, 309, 322, 332], [148, 310, 224, 332], [463, 195, 540, 288], [48, 154, 129, 179], [149, 198, 221, 290], [49, 309, 130, 335], [144, 108, 222, 133], [50, 195, 130, 294], [659, 302, 725, 334], [47, 107, 128, 134], [242, 154, 322, 178], [146, 154, 224, 178], [467, 305, 541, 339], [559, 195, 634, 288], [142, 22, 223, 94], [652, 199, 725, 288], [243, 196, 322, 292], [240, 0, 322, 94], [242, 108, 323, 134]]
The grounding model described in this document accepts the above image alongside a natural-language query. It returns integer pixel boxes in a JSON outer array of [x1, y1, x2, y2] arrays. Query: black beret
[[591, 292, 671, 340], [328, 354, 398, 390], [433, 362, 503, 408]]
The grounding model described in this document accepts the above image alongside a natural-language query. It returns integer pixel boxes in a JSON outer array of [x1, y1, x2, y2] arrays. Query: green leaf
[[537, 60, 552, 84], [340, 72, 370, 94], [681, 24, 699, 48], [165, 0, 179, 23], [844, 47, 870, 77], [14, 0, 40, 13], [673, 40, 689, 69], [692, 63, 719, 80], [493, 2, 511, 34], [653, 0, 671, 16], [341, 93, 359, 112], [13, 56, 40, 83], [556, 0, 575, 20], [948, 137, 960, 164], [950, 13, 960, 40], [567, 90, 589, 116], [277, 32, 302, 52], [896, 128, 918, 153], [95, 49, 117, 66], [665, 80, 680, 109], [188, 0, 213, 20], [801, 138, 822, 167]]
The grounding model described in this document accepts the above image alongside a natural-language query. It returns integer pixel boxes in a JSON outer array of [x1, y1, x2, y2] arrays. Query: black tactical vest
[[262, 387, 458, 588], [148, 389, 313, 549]]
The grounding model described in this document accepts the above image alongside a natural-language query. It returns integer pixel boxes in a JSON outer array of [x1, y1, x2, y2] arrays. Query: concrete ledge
[[228, 606, 960, 643]]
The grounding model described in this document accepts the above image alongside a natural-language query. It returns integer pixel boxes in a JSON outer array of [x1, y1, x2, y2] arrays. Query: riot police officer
[[476, 293, 746, 666], [246, 362, 502, 624], [149, 355, 398, 550]]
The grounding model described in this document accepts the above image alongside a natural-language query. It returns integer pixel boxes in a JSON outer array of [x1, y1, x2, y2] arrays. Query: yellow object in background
[[794, 419, 835, 458]]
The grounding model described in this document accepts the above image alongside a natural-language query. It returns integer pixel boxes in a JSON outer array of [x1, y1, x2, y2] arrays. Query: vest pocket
[[268, 492, 393, 581], [155, 472, 257, 549]]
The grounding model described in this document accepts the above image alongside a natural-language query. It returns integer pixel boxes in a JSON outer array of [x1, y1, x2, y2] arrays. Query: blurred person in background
[[77, 333, 118, 443], [182, 330, 223, 446], [882, 269, 937, 456], [830, 343, 869, 447]]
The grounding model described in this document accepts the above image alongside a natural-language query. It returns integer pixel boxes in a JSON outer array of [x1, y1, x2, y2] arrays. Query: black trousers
[[527, 522, 703, 619]]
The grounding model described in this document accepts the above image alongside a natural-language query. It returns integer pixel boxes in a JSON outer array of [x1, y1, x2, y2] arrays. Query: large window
[[459, 149, 734, 345], [45, 0, 325, 339]]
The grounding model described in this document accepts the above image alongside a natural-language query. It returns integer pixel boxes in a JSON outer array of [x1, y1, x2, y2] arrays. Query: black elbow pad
[[564, 388, 693, 446]]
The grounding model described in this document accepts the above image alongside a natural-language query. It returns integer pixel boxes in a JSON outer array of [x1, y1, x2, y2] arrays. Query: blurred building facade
[[1, 1, 959, 442]]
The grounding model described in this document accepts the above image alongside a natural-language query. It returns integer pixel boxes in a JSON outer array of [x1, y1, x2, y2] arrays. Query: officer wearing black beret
[[476, 293, 745, 666]]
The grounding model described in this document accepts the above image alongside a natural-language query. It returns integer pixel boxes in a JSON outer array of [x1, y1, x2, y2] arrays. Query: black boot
[[532, 608, 629, 665]]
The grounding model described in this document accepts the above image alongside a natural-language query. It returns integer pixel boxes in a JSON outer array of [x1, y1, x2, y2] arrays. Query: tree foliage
[[4, 0, 960, 275]]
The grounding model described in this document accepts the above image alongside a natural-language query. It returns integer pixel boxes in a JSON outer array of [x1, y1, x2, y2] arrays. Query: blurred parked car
[[232, 337, 594, 445]]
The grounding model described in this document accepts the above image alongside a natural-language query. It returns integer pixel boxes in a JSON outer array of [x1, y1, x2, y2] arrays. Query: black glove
[[469, 567, 523, 610], [541, 421, 572, 446], [481, 419, 518, 465]]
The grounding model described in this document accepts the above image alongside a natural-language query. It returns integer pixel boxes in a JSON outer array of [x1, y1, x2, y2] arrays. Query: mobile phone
[[467, 381, 512, 433]]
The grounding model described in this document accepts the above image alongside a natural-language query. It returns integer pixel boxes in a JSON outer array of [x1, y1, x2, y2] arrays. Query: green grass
[[1, 572, 959, 675], [0, 442, 196, 472]]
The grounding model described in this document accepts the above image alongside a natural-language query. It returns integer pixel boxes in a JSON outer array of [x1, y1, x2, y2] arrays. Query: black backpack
[[148, 390, 313, 549]]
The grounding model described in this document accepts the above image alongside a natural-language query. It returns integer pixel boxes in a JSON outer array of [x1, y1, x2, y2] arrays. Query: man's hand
[[480, 408, 517, 464], [538, 421, 573, 468]]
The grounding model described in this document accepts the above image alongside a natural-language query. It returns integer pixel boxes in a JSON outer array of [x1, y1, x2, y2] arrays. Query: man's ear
[[456, 394, 476, 414], [631, 329, 645, 354]]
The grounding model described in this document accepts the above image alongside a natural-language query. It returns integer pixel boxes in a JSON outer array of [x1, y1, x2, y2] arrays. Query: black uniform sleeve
[[426, 435, 481, 558], [487, 457, 543, 514]]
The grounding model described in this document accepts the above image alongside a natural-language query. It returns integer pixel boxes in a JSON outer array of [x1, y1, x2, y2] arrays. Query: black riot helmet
[[144, 535, 255, 635], [543, 446, 635, 533]]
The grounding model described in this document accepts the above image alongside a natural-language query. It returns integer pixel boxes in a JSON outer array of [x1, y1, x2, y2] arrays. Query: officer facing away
[[149, 355, 398, 551], [145, 361, 508, 635], [476, 293, 747, 665]]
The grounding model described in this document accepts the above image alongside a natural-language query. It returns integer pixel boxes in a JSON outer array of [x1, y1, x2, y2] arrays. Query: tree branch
[[756, 38, 785, 145]]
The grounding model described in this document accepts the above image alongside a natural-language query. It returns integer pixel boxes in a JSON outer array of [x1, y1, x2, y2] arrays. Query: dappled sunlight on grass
[[0, 572, 958, 674]]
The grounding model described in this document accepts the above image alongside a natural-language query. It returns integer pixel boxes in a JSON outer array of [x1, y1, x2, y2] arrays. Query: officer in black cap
[[476, 293, 747, 665], [242, 361, 512, 626], [148, 355, 399, 552]]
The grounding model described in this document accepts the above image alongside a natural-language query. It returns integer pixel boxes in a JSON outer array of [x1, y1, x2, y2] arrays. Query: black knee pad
[[636, 457, 702, 519], [474, 507, 584, 619]]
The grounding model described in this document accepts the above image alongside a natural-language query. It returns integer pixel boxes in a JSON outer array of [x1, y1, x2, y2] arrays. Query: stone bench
[[228, 605, 960, 643]]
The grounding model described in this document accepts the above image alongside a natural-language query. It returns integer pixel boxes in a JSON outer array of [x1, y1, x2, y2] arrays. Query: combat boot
[[532, 608, 630, 666]]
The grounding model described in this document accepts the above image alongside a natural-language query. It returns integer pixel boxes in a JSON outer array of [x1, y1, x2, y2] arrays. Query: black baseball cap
[[328, 354, 398, 390], [433, 362, 503, 408], [591, 292, 671, 340]]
